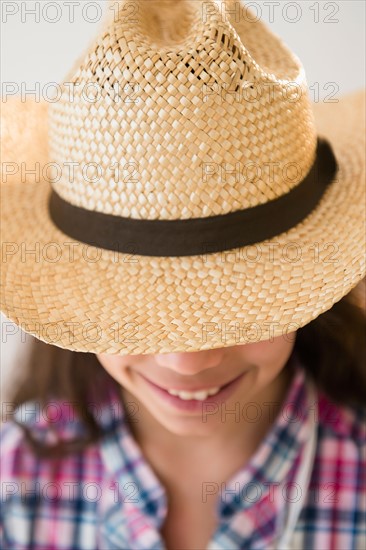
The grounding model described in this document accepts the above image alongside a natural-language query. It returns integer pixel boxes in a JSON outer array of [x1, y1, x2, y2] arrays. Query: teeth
[[167, 386, 221, 400]]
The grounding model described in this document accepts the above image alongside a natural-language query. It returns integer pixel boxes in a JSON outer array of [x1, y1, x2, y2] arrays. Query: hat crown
[[48, 0, 317, 220]]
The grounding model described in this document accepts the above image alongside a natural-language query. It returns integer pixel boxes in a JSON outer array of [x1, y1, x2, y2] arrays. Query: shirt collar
[[217, 351, 314, 516]]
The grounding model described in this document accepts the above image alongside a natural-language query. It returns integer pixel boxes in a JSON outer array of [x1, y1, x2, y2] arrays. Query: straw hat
[[1, 0, 365, 355]]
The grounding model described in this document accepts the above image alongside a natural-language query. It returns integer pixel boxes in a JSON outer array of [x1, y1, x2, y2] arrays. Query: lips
[[138, 370, 247, 413], [137, 372, 243, 393]]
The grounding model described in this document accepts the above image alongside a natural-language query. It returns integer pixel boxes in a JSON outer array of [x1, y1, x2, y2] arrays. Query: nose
[[153, 349, 226, 375]]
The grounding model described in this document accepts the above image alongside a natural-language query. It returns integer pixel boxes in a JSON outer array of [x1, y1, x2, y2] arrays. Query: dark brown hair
[[3, 278, 366, 459]]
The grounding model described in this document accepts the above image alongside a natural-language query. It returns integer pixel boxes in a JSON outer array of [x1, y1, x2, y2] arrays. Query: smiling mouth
[[136, 371, 244, 393], [136, 370, 247, 408]]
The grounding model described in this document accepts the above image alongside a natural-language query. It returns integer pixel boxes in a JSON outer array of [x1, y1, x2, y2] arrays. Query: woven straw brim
[[1, 90, 365, 355]]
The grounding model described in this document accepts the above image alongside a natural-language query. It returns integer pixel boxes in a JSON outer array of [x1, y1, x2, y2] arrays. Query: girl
[[1, 1, 365, 549]]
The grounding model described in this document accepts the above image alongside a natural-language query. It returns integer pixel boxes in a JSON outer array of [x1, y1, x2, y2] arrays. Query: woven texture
[[1, 0, 365, 355], [48, 0, 317, 219]]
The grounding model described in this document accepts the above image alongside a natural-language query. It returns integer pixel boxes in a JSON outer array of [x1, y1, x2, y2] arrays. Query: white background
[[1, 1, 365, 399]]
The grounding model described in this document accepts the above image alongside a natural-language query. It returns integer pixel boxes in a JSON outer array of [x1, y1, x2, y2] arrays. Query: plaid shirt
[[1, 353, 365, 550]]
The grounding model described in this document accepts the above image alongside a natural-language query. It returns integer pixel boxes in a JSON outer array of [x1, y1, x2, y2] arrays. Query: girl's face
[[96, 334, 297, 438]]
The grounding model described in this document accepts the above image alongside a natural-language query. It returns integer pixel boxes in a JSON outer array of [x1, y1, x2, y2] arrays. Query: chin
[[158, 416, 220, 437]]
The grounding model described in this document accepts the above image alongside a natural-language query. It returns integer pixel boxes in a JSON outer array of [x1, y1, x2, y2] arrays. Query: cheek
[[96, 353, 132, 378], [237, 336, 295, 370]]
